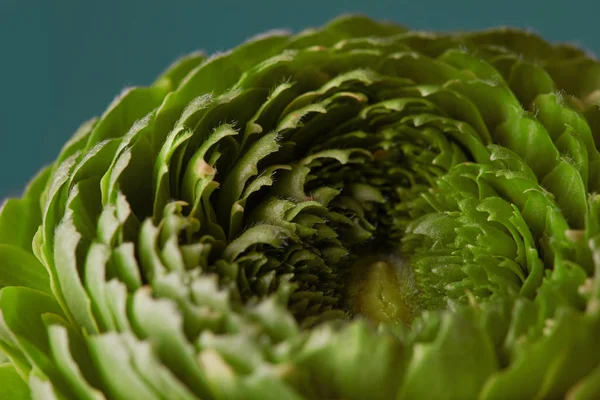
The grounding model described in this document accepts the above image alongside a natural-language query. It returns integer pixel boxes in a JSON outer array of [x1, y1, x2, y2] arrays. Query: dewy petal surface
[[1, 14, 600, 400]]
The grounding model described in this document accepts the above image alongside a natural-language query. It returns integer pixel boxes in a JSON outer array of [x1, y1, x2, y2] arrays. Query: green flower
[[2, 14, 600, 400]]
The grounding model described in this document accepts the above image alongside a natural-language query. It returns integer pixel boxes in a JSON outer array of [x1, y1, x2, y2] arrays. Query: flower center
[[347, 256, 416, 325]]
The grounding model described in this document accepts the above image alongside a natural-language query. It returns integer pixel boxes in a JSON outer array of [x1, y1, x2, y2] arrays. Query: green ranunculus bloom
[[2, 14, 600, 400]]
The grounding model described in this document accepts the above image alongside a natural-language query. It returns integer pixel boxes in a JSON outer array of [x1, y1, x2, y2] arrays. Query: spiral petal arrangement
[[2, 15, 600, 399]]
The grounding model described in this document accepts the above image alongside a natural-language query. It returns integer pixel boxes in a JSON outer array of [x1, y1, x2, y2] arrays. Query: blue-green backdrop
[[1, 0, 598, 198]]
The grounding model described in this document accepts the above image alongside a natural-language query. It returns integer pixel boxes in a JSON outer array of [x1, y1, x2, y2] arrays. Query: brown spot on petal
[[195, 159, 216, 176]]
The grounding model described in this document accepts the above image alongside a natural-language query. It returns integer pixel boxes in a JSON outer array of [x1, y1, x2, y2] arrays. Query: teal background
[[1, 0, 598, 198]]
